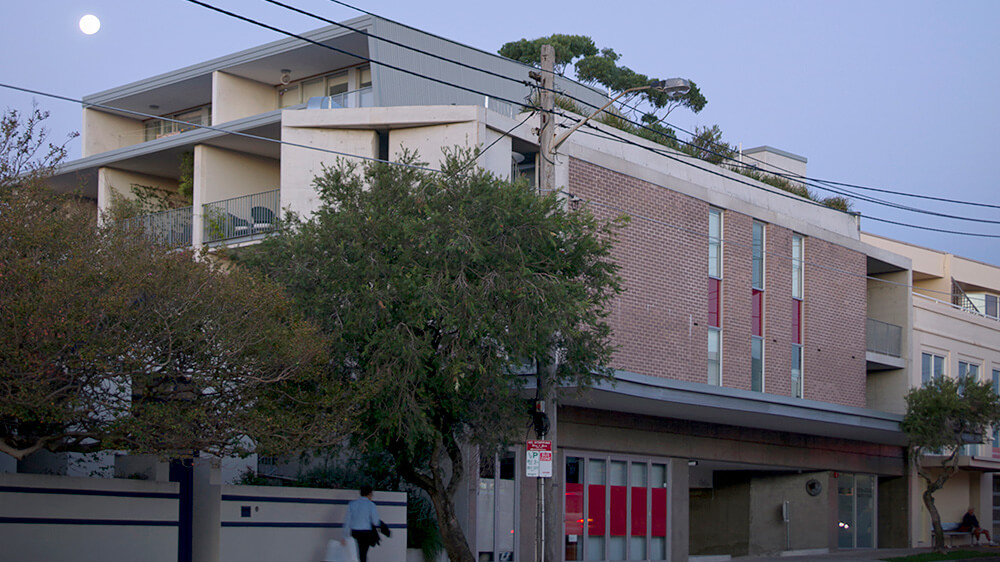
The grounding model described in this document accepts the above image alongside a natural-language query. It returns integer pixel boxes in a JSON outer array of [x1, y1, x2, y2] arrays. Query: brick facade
[[568, 157, 867, 408]]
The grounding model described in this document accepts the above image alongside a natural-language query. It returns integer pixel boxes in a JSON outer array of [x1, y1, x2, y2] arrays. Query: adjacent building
[[863, 233, 1000, 547]]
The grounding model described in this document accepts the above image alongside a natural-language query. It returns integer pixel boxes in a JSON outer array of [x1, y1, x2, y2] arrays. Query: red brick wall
[[568, 157, 867, 408]]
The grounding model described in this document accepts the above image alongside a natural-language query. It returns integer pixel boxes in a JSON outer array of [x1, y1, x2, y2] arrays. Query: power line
[[0, 82, 443, 174], [564, 188, 965, 299], [563, 116, 1000, 239], [181, 0, 544, 118], [310, 0, 1000, 217]]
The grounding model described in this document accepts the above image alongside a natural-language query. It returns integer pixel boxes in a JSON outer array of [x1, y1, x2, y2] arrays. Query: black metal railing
[[123, 206, 193, 248], [202, 189, 280, 244]]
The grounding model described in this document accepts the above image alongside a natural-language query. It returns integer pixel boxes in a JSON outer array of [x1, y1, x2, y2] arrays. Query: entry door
[[837, 473, 875, 548]]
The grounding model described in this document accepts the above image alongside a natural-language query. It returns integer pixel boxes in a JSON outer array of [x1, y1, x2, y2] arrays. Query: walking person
[[341, 485, 382, 562]]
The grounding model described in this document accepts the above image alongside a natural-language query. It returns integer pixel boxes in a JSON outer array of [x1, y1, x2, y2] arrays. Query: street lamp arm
[[551, 86, 648, 152]]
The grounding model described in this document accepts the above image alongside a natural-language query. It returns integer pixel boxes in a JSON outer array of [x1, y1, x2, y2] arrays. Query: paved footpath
[[733, 546, 1000, 561]]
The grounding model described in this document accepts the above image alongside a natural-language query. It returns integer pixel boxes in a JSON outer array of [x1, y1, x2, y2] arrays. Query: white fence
[[0, 472, 407, 562]]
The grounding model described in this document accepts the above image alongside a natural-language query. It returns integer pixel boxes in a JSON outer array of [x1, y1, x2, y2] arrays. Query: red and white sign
[[526, 440, 552, 478]]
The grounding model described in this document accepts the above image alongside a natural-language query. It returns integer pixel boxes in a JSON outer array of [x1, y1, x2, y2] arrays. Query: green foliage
[[679, 125, 736, 165], [238, 148, 624, 562], [903, 376, 1000, 456], [0, 106, 345, 461], [497, 34, 597, 74], [902, 376, 1000, 550], [178, 151, 194, 202], [0, 103, 77, 189]]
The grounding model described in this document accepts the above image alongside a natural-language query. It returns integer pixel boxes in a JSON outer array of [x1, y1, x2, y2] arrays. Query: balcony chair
[[251, 206, 276, 232]]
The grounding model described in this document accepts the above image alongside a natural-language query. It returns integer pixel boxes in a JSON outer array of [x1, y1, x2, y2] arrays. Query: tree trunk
[[427, 482, 475, 562], [923, 486, 945, 552]]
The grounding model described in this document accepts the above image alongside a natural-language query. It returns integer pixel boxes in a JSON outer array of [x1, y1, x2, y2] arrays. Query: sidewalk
[[731, 545, 1000, 561]]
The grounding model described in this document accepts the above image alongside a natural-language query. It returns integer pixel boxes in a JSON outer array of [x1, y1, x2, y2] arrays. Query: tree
[[238, 150, 624, 562], [0, 108, 346, 461], [499, 34, 707, 123], [902, 376, 1000, 551]]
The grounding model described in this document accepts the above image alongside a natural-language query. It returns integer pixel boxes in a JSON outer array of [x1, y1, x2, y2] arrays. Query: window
[[959, 361, 981, 383], [921, 352, 945, 384], [143, 105, 212, 140], [708, 209, 722, 278], [278, 65, 371, 108], [791, 235, 804, 397], [565, 455, 669, 561], [752, 336, 764, 392], [478, 451, 516, 561], [791, 235, 803, 299], [708, 208, 723, 386], [791, 344, 803, 398], [752, 221, 765, 290], [708, 328, 721, 386]]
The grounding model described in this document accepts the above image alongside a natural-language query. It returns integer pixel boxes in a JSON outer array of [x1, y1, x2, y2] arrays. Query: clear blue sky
[[2, 0, 997, 265]]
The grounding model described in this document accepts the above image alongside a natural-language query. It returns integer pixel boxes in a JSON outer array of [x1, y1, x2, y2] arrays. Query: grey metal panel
[[368, 18, 607, 115]]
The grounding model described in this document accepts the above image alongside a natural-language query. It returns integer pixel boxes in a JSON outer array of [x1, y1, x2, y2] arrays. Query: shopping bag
[[322, 537, 359, 562]]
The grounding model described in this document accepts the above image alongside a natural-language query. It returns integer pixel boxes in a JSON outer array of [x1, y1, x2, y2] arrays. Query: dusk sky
[[2, 0, 997, 266]]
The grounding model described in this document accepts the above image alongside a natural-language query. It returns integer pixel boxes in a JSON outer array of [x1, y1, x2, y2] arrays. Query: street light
[[551, 77, 691, 151]]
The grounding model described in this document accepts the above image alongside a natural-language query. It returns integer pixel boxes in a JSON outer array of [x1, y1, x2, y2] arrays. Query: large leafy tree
[[499, 34, 707, 123], [902, 376, 1000, 551], [0, 108, 346, 461], [238, 150, 623, 562]]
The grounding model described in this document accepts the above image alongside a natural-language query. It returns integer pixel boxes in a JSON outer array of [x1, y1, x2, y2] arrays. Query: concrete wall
[[212, 71, 277, 124], [97, 167, 180, 215], [0, 472, 179, 562], [219, 485, 407, 562], [193, 144, 279, 246], [866, 269, 913, 414], [82, 108, 143, 157], [748, 472, 830, 555], [690, 472, 751, 556]]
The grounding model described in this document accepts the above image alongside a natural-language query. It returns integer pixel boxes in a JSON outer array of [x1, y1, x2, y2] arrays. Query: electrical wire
[[0, 82, 443, 173], [458, 110, 536, 173], [314, 0, 1000, 217], [181, 0, 544, 118], [562, 115, 1000, 239]]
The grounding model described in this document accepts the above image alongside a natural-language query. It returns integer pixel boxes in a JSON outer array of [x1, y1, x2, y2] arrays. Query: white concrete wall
[[219, 485, 407, 562], [389, 121, 479, 169], [82, 108, 143, 157], [0, 472, 179, 562], [213, 71, 278, 124], [280, 119, 378, 218], [97, 167, 180, 215]]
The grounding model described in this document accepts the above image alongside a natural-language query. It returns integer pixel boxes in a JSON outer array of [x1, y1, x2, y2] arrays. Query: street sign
[[526, 440, 552, 478]]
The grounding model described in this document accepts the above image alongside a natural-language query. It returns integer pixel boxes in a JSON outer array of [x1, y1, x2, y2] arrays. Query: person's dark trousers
[[352, 530, 376, 562]]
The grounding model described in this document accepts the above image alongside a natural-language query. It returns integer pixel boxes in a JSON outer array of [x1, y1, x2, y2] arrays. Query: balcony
[[203, 189, 280, 245], [866, 318, 904, 371], [304, 86, 374, 110], [123, 206, 193, 248]]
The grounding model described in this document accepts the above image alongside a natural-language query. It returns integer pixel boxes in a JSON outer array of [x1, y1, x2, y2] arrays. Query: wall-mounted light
[[279, 69, 292, 85]]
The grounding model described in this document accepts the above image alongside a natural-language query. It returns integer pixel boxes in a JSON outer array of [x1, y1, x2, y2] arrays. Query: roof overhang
[[533, 370, 905, 446]]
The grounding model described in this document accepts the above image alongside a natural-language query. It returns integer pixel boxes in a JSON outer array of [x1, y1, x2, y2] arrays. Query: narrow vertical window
[[708, 209, 722, 278], [791, 235, 804, 397], [751, 221, 765, 392], [708, 208, 723, 386], [752, 221, 765, 290]]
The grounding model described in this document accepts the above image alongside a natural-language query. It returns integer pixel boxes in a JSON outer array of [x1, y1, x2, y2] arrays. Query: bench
[[937, 522, 975, 547]]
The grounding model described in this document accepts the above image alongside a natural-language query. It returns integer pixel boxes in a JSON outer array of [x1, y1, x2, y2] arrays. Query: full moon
[[79, 14, 101, 35]]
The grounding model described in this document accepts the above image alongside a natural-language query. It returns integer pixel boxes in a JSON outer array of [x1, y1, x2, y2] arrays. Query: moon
[[79, 14, 101, 35]]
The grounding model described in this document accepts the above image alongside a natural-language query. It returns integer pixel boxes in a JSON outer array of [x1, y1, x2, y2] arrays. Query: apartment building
[[42, 14, 919, 561], [863, 233, 1000, 547]]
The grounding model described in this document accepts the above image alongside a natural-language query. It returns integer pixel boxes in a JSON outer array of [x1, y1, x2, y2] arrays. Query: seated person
[[959, 507, 993, 544]]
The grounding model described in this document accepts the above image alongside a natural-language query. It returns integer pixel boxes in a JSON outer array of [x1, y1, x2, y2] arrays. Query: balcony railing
[[203, 189, 280, 245], [866, 318, 902, 358], [304, 86, 374, 110], [123, 206, 193, 248]]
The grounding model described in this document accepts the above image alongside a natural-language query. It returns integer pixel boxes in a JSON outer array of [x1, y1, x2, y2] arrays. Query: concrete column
[[192, 458, 221, 562], [669, 458, 689, 562]]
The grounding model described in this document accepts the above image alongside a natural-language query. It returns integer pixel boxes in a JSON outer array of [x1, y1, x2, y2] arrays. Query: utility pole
[[534, 44, 560, 562]]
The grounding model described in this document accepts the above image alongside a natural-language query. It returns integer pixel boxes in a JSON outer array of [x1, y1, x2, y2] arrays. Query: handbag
[[323, 537, 359, 562]]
